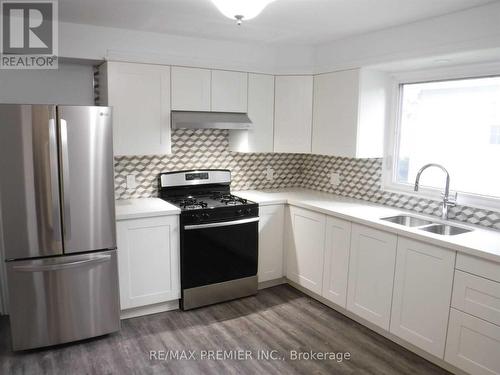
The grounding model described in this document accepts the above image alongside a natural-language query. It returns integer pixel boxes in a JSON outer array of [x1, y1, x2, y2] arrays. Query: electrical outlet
[[265, 167, 274, 181], [126, 174, 137, 189], [330, 172, 341, 187]]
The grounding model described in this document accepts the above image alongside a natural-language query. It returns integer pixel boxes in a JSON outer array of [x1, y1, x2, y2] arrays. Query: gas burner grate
[[212, 193, 248, 206]]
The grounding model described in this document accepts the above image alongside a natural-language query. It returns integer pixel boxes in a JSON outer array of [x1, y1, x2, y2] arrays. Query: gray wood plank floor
[[0, 284, 450, 375]]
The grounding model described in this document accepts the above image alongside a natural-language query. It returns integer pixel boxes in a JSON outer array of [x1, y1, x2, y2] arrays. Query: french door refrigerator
[[0, 104, 120, 351]]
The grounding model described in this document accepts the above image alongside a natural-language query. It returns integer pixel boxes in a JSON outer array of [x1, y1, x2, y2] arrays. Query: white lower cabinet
[[286, 206, 326, 294], [346, 224, 397, 330], [445, 308, 500, 375], [258, 204, 285, 282], [390, 238, 456, 358], [321, 217, 351, 308], [116, 215, 180, 310]]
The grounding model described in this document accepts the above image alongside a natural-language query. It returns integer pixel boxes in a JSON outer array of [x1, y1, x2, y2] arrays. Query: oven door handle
[[184, 217, 259, 230]]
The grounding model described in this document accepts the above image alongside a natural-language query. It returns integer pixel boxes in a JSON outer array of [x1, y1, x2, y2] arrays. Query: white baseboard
[[120, 300, 179, 320]]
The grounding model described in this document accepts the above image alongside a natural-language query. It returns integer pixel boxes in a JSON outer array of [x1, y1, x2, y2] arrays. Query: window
[[389, 75, 500, 207]]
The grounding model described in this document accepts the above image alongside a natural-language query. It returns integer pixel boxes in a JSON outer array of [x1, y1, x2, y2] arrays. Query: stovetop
[[167, 193, 253, 211], [158, 170, 258, 224]]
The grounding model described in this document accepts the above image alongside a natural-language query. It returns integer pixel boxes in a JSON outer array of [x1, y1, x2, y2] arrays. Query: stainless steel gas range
[[158, 169, 258, 310]]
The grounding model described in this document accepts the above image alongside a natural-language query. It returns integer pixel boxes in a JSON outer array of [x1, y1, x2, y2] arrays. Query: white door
[[116, 216, 180, 310], [445, 308, 500, 375], [258, 205, 285, 282], [104, 62, 171, 156], [211, 70, 248, 112], [274, 75, 313, 153], [390, 237, 455, 358], [286, 206, 326, 294], [228, 73, 275, 153], [346, 223, 397, 330], [321, 217, 351, 308], [171, 66, 211, 111]]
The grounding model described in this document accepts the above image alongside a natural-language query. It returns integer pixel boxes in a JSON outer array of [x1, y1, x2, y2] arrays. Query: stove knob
[[246, 208, 253, 214], [202, 213, 210, 220], [236, 209, 243, 215], [191, 214, 201, 222]]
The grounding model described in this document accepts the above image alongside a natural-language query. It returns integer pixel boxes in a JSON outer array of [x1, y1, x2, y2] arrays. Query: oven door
[[181, 217, 259, 290]]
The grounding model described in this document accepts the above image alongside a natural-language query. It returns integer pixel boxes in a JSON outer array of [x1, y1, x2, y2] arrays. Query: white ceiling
[[59, 0, 497, 45]]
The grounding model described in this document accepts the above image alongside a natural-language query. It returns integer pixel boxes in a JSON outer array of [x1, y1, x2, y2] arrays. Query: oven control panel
[[181, 205, 259, 225]]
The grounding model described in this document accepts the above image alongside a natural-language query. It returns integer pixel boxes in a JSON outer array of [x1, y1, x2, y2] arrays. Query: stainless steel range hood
[[171, 111, 253, 130]]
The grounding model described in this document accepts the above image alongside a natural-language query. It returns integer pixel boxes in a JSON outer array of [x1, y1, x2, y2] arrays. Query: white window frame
[[382, 62, 500, 211]]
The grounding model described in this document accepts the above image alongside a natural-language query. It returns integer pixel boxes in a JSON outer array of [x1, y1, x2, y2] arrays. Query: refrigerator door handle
[[12, 255, 111, 272], [48, 118, 61, 240], [59, 118, 72, 240]]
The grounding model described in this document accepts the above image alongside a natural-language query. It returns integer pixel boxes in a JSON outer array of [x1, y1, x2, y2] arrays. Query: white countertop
[[234, 188, 500, 264], [115, 198, 180, 220]]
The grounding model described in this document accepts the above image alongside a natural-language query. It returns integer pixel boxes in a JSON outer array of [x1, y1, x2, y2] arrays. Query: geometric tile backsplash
[[114, 128, 500, 230]]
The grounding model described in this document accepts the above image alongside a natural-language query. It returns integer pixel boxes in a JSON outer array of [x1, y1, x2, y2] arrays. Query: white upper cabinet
[[321, 217, 351, 308], [286, 206, 326, 294], [390, 237, 455, 358], [211, 70, 248, 112], [346, 223, 397, 330], [228, 73, 275, 153], [312, 68, 388, 158], [171, 66, 211, 111], [100, 62, 171, 156], [274, 75, 313, 153]]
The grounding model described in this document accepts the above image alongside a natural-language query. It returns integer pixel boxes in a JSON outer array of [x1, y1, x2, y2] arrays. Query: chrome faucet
[[414, 163, 457, 220]]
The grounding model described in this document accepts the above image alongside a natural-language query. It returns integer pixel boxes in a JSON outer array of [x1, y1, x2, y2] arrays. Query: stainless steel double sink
[[381, 215, 473, 236]]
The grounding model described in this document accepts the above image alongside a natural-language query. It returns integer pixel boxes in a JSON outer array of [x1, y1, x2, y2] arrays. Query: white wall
[[0, 62, 95, 105], [53, 2, 500, 75], [58, 22, 315, 74], [314, 1, 500, 73]]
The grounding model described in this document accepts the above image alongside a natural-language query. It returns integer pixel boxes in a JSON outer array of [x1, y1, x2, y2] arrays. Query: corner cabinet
[[116, 215, 180, 311], [321, 217, 351, 308], [99, 62, 171, 156], [346, 223, 397, 330], [390, 237, 455, 358], [228, 73, 275, 153], [258, 204, 285, 282], [274, 75, 313, 153], [286, 206, 326, 294], [312, 68, 388, 158]]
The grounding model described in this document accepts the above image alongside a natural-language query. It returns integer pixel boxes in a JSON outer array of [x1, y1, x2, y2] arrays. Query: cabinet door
[[274, 75, 313, 153], [228, 73, 274, 152], [116, 216, 180, 310], [171, 67, 211, 111], [321, 217, 351, 308], [286, 206, 326, 294], [312, 70, 359, 157], [346, 224, 397, 330], [211, 70, 248, 112], [104, 62, 171, 156], [445, 308, 500, 375], [258, 205, 284, 282], [390, 238, 455, 358]]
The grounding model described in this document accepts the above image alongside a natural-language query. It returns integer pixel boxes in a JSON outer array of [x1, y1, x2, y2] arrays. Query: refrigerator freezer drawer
[[6, 250, 120, 351]]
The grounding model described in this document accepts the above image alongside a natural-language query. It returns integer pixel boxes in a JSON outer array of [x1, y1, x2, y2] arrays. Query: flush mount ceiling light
[[211, 0, 276, 25]]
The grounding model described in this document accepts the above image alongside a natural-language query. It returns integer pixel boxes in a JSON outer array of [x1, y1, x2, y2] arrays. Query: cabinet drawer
[[452, 270, 500, 326], [445, 308, 500, 375], [456, 253, 500, 283]]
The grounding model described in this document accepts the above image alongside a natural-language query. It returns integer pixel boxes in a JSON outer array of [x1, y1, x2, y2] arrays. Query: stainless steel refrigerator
[[0, 104, 120, 351]]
